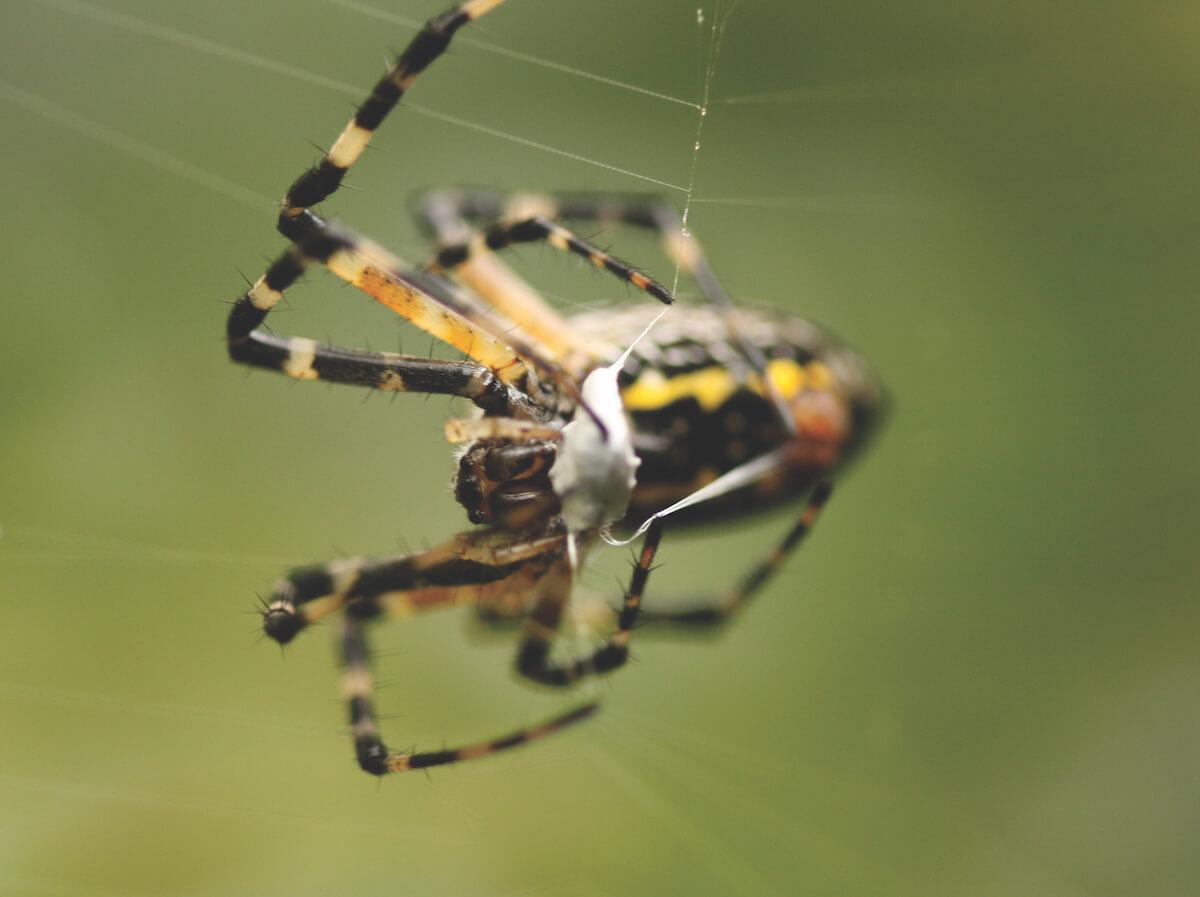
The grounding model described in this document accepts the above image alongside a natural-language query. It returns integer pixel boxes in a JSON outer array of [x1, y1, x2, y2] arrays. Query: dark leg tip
[[262, 605, 306, 645]]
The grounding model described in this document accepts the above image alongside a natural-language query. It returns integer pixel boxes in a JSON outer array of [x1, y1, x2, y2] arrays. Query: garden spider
[[226, 0, 885, 776]]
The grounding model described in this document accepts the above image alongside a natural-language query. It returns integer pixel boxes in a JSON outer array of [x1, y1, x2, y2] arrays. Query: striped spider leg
[[226, 0, 549, 407], [515, 521, 664, 688], [263, 516, 665, 775], [244, 0, 671, 422], [426, 215, 673, 305], [413, 190, 785, 416], [275, 0, 508, 242], [417, 191, 673, 367], [341, 613, 598, 775], [229, 0, 621, 415], [265, 520, 587, 775], [260, 522, 569, 645], [637, 480, 834, 628], [225, 232, 542, 416], [414, 191, 743, 321]]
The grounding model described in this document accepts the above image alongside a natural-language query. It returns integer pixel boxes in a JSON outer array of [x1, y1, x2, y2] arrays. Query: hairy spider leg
[[417, 191, 597, 366], [424, 210, 673, 305], [299, 217, 625, 429], [277, 0, 507, 239], [225, 242, 541, 422], [229, 0, 580, 392], [230, 212, 533, 368], [416, 190, 795, 429], [340, 615, 597, 776], [418, 191, 751, 328], [642, 480, 834, 627], [226, 0, 595, 408], [262, 525, 568, 644], [230, 212, 642, 433], [417, 194, 674, 367], [516, 521, 664, 688], [235, 0, 634, 430], [233, 330, 536, 415]]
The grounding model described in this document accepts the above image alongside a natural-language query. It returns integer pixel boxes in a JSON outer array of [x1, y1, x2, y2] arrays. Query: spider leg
[[340, 614, 597, 776], [641, 481, 833, 628], [414, 192, 600, 367], [262, 524, 566, 644], [418, 190, 795, 429], [425, 215, 674, 305], [418, 191, 730, 313], [232, 214, 621, 429], [515, 521, 664, 688], [230, 328, 536, 416], [229, 222, 532, 384], [276, 0, 507, 240], [225, 238, 536, 414]]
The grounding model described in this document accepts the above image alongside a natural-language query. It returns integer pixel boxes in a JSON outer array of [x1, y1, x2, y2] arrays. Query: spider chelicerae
[[226, 0, 885, 776]]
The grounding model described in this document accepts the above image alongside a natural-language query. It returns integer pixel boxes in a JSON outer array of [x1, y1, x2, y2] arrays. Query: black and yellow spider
[[226, 0, 885, 776]]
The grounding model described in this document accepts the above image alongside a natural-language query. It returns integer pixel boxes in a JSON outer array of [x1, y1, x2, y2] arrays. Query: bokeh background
[[2, 1, 1197, 894]]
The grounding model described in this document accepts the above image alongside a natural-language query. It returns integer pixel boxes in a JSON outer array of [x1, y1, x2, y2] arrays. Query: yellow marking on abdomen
[[620, 358, 812, 412]]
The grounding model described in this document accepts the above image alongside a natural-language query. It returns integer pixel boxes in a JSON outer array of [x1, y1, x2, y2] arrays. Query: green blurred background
[[2, 1, 1197, 894]]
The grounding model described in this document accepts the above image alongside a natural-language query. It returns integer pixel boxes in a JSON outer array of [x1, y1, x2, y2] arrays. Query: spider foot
[[262, 601, 306, 645]]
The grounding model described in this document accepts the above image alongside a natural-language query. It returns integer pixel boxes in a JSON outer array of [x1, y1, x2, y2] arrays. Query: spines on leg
[[279, 0, 509, 229], [428, 216, 674, 306], [339, 615, 597, 778], [516, 522, 664, 687], [646, 481, 833, 627]]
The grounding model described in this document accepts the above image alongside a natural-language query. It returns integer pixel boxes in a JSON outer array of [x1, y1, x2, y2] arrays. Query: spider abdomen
[[588, 305, 884, 525]]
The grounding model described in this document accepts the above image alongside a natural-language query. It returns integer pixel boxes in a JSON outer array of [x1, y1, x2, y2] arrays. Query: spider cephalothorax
[[228, 0, 884, 776]]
